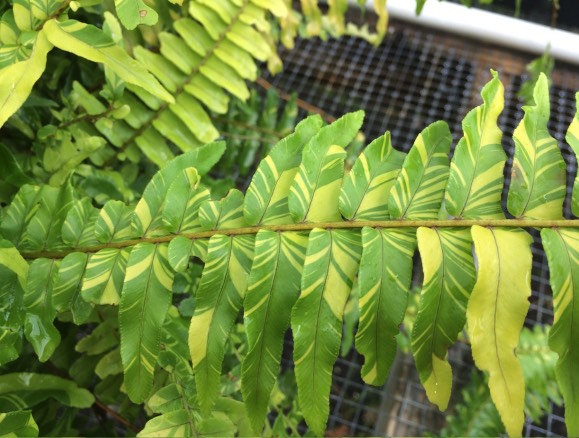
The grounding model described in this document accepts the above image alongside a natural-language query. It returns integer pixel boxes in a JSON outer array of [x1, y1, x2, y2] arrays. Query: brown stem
[[94, 399, 140, 433], [20, 219, 579, 259], [256, 77, 337, 123]]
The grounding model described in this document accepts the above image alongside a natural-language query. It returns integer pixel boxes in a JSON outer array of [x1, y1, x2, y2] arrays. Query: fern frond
[[1, 72, 579, 436]]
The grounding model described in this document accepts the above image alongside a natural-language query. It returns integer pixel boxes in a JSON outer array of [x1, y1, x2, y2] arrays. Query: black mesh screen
[[261, 17, 579, 437]]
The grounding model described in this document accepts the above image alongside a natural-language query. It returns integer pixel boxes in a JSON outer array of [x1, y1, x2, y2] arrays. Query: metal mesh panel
[[262, 17, 579, 437]]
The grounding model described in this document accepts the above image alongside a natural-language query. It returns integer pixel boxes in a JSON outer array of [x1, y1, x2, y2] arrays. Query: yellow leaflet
[[467, 226, 532, 437]]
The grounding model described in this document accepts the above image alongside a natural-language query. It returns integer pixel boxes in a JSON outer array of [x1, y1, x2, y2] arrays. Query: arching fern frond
[[1, 71, 579, 436]]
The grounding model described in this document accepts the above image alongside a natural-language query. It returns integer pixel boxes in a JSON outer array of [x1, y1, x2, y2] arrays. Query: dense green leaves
[[0, 410, 38, 437], [0, 72, 578, 437]]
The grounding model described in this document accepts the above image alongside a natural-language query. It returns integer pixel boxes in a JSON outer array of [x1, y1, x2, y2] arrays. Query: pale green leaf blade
[[190, 235, 254, 415], [0, 410, 38, 437], [76, 319, 118, 356], [0, 240, 28, 365], [356, 227, 415, 386], [0, 185, 39, 248], [0, 373, 94, 410], [244, 115, 323, 225], [114, 0, 158, 29], [566, 92, 579, 217], [541, 228, 579, 436], [507, 73, 566, 219], [62, 198, 100, 248], [388, 121, 452, 219], [119, 243, 174, 403], [95, 348, 123, 379], [137, 410, 193, 437], [43, 19, 173, 103], [0, 30, 52, 128], [24, 258, 60, 362], [289, 111, 364, 223], [21, 182, 74, 251], [81, 248, 130, 305], [467, 226, 532, 437], [339, 132, 406, 220], [199, 190, 247, 231], [445, 70, 506, 219], [132, 142, 226, 237], [412, 227, 476, 410], [162, 168, 211, 234], [291, 229, 361, 436], [167, 236, 194, 273], [241, 230, 308, 433], [52, 252, 92, 324], [95, 200, 135, 244]]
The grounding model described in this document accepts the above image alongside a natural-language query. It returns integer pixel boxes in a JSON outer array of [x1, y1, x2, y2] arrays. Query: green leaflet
[[389, 121, 452, 220], [114, 0, 158, 30], [76, 319, 118, 356], [0, 30, 52, 128], [62, 198, 100, 248], [467, 226, 532, 437], [0, 372, 94, 411], [507, 73, 566, 219], [132, 142, 225, 237], [190, 235, 254, 415], [0, 143, 34, 188], [566, 92, 579, 216], [291, 229, 361, 436], [119, 243, 174, 403], [241, 230, 308, 433], [356, 227, 415, 386], [541, 228, 579, 436], [138, 410, 235, 438], [0, 185, 40, 248], [81, 248, 130, 305], [244, 115, 323, 225], [0, 410, 38, 437], [24, 258, 60, 362], [95, 200, 134, 244], [199, 190, 246, 231], [445, 71, 506, 219], [52, 252, 92, 324], [43, 19, 173, 103], [289, 111, 364, 223], [412, 227, 476, 410], [340, 132, 406, 220], [162, 168, 211, 234], [0, 240, 28, 366]]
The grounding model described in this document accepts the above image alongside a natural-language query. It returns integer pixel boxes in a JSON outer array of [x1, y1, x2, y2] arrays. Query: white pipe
[[362, 0, 579, 66]]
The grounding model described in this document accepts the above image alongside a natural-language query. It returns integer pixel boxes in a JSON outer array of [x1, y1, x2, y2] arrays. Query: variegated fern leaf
[[0, 71, 578, 437]]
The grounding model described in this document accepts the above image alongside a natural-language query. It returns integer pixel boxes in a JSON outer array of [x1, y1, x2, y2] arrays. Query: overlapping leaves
[[0, 72, 578, 437]]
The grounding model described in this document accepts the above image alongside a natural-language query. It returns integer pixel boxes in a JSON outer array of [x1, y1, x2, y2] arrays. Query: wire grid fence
[[262, 15, 579, 437]]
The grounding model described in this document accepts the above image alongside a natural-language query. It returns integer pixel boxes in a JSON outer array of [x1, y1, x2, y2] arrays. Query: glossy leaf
[[541, 228, 579, 436], [356, 227, 415, 386], [291, 229, 361, 436], [43, 19, 172, 102], [81, 248, 130, 305], [24, 258, 60, 362], [0, 373, 94, 410], [412, 227, 476, 410], [0, 410, 38, 437], [467, 226, 532, 437], [119, 243, 174, 403], [340, 132, 405, 220], [244, 115, 323, 225], [190, 235, 254, 415], [507, 73, 566, 219], [52, 252, 92, 324], [242, 230, 308, 432], [389, 121, 452, 219], [289, 111, 364, 223], [0, 30, 52, 128], [445, 71, 506, 219]]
